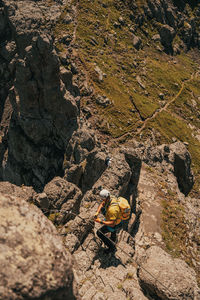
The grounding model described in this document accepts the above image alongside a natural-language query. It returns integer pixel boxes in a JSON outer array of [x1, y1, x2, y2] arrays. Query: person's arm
[[95, 218, 115, 226], [94, 200, 105, 218]]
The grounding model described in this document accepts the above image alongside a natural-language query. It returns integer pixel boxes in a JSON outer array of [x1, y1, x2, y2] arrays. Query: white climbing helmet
[[99, 189, 110, 198]]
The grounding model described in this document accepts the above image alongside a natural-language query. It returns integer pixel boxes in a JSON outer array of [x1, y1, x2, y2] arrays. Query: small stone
[[94, 65, 106, 82], [129, 26, 135, 33], [152, 34, 160, 42], [136, 75, 145, 89], [159, 93, 164, 100], [113, 22, 121, 28], [118, 16, 125, 25], [172, 137, 177, 142], [95, 95, 111, 107], [133, 34, 142, 50], [90, 36, 98, 46], [37, 192, 49, 209]]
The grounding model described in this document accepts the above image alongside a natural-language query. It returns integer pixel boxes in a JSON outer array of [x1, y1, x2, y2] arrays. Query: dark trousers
[[96, 225, 117, 250]]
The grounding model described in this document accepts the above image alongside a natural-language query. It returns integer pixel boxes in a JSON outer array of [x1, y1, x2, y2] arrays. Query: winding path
[[136, 70, 199, 135]]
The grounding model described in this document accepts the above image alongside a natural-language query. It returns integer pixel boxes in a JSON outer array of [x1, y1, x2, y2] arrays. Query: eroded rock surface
[[43, 176, 82, 224], [0, 0, 79, 191], [138, 246, 200, 300], [0, 192, 78, 300]]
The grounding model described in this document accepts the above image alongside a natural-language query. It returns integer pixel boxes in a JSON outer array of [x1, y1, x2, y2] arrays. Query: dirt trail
[[107, 70, 199, 147], [136, 71, 199, 135]]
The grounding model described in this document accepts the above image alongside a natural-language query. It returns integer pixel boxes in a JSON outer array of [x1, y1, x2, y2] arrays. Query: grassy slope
[[54, 0, 200, 283], [75, 0, 200, 183]]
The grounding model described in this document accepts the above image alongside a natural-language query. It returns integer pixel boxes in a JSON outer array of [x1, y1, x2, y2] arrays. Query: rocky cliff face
[[0, 0, 200, 299], [0, 0, 79, 191], [0, 139, 199, 299]]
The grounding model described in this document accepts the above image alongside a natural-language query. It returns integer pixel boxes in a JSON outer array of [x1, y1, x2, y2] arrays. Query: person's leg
[[110, 222, 122, 244], [97, 225, 116, 251], [110, 231, 117, 243]]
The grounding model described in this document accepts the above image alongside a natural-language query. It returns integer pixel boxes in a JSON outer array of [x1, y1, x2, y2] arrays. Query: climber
[[94, 189, 130, 254]]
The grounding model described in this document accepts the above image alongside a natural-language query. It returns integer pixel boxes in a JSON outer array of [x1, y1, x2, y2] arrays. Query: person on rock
[[94, 189, 124, 254]]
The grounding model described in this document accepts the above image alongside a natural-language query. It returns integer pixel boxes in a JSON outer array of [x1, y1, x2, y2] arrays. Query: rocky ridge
[[0, 0, 200, 299]]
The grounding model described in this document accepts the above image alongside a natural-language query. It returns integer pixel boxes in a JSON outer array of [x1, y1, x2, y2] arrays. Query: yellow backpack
[[110, 196, 131, 220]]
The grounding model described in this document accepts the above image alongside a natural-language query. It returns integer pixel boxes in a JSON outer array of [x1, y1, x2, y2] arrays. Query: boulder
[[146, 0, 165, 23], [63, 212, 94, 253], [0, 193, 78, 300], [65, 164, 84, 187], [95, 94, 111, 107], [133, 34, 142, 50], [81, 150, 108, 193], [65, 126, 96, 165], [159, 24, 176, 52], [138, 246, 199, 300], [169, 142, 194, 196], [43, 177, 82, 224], [80, 152, 132, 214], [93, 152, 132, 196], [152, 34, 161, 42]]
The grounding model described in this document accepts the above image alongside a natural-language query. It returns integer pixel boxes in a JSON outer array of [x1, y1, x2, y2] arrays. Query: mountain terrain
[[0, 0, 200, 299]]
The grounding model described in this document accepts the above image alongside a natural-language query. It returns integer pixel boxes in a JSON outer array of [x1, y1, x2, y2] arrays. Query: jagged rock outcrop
[[0, 192, 78, 300], [42, 176, 82, 224], [121, 140, 194, 196], [0, 0, 79, 191], [130, 0, 200, 52], [159, 24, 176, 53], [169, 141, 194, 196], [64, 125, 100, 190], [138, 246, 200, 300]]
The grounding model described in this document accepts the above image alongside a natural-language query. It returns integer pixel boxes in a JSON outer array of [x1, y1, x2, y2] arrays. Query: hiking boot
[[103, 247, 116, 254]]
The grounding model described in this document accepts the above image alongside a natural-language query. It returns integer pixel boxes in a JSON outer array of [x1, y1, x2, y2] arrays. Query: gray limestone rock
[[0, 180, 36, 202], [1, 1, 79, 191], [65, 164, 84, 186], [63, 212, 94, 253], [133, 34, 142, 50], [43, 176, 82, 224], [65, 126, 96, 165], [138, 246, 200, 300], [169, 142, 194, 196], [81, 150, 108, 193], [0, 193, 78, 300]]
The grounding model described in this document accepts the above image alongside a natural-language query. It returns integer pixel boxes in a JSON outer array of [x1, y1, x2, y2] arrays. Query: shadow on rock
[[91, 247, 126, 270]]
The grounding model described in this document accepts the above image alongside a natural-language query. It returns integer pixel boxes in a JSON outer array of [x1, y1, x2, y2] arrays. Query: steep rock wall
[[0, 0, 79, 191]]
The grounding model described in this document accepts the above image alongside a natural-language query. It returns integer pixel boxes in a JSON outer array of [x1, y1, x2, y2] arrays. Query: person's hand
[[95, 218, 102, 224], [94, 212, 98, 219]]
